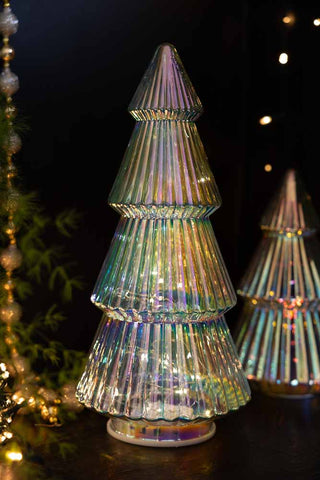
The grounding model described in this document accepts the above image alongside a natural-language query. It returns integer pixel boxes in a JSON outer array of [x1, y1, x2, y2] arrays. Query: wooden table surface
[[39, 392, 320, 480]]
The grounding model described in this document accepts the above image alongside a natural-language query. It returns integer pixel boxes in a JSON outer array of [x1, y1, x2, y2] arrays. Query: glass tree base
[[77, 316, 250, 421], [250, 379, 319, 399], [107, 418, 216, 447]]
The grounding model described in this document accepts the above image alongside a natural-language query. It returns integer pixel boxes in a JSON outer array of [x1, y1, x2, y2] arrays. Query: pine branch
[[55, 209, 81, 237]]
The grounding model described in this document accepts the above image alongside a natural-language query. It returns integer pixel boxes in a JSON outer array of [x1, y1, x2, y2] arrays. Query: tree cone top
[[261, 169, 320, 234], [129, 43, 203, 121]]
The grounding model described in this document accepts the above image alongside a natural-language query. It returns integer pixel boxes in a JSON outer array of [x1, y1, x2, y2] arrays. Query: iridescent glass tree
[[236, 169, 320, 397], [77, 43, 250, 446]]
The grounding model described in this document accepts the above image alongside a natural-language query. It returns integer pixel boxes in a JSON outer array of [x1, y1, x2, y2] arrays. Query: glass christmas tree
[[235, 169, 320, 397], [76, 43, 250, 446]]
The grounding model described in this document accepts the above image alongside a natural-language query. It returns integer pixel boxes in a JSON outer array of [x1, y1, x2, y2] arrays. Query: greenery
[[0, 92, 86, 478]]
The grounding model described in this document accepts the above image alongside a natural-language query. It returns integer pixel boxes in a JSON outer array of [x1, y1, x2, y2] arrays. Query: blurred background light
[[279, 52, 288, 64], [259, 116, 272, 125]]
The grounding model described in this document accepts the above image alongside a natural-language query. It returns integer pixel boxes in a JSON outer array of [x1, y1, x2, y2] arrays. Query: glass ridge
[[236, 303, 320, 394], [236, 169, 320, 395], [77, 44, 250, 427], [238, 170, 320, 308], [92, 44, 236, 322], [77, 315, 250, 421], [109, 120, 221, 215], [261, 169, 320, 234], [128, 44, 203, 121], [238, 234, 320, 308], [92, 218, 236, 323]]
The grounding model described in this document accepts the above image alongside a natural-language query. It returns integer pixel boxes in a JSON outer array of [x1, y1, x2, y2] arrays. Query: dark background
[[10, 0, 320, 350], [5, 2, 320, 479]]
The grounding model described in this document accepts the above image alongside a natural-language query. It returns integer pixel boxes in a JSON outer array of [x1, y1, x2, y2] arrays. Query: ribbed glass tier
[[236, 303, 320, 395], [261, 169, 319, 234], [76, 316, 250, 421], [109, 120, 220, 216], [238, 234, 320, 308], [129, 44, 203, 121], [92, 218, 236, 322]]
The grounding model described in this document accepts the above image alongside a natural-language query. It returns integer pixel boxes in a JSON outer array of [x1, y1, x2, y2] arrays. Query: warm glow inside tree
[[77, 43, 250, 446]]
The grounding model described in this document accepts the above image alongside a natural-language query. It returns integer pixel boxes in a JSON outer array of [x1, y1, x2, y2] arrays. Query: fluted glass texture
[[235, 169, 320, 395], [109, 120, 221, 217], [236, 303, 320, 394], [261, 170, 319, 234], [78, 43, 250, 433], [77, 315, 250, 421], [92, 218, 236, 323], [238, 234, 320, 308], [129, 43, 202, 121]]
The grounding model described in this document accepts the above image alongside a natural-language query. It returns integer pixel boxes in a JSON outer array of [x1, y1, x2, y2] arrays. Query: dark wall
[[10, 0, 320, 349]]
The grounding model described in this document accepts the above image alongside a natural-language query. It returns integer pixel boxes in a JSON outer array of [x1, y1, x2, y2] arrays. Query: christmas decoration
[[0, 0, 64, 429], [0, 363, 17, 445], [77, 43, 250, 447], [0, 0, 28, 433], [0, 0, 84, 473], [235, 169, 320, 396]]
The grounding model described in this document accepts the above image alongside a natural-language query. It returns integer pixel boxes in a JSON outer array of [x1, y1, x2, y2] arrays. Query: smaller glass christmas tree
[[77, 43, 250, 446], [235, 169, 320, 396]]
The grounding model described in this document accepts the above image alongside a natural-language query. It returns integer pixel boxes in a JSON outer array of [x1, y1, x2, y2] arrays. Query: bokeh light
[[259, 116, 272, 126], [279, 53, 288, 64], [282, 13, 295, 25]]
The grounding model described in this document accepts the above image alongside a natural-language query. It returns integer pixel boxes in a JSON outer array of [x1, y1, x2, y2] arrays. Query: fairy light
[[0, 364, 15, 446], [6, 450, 23, 462], [259, 115, 272, 126], [12, 393, 24, 405], [313, 18, 320, 26], [279, 52, 288, 64], [0, 1, 62, 452], [264, 164, 272, 172], [0, 1, 23, 376], [282, 13, 295, 25]]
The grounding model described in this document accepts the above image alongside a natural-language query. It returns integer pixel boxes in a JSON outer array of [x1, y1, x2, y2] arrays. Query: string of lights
[[0, 1, 82, 467], [0, 0, 66, 423], [0, 1, 22, 327], [0, 0, 27, 464], [0, 363, 15, 446], [0, 0, 84, 438]]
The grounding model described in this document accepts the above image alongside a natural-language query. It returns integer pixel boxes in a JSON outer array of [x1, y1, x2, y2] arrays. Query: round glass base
[[107, 418, 216, 447], [268, 393, 314, 399], [250, 379, 319, 398]]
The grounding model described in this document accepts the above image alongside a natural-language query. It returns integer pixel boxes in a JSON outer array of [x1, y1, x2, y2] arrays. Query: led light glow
[[313, 18, 320, 26], [6, 451, 23, 462], [259, 116, 272, 126], [279, 53, 288, 64], [282, 14, 295, 24], [264, 164, 272, 172]]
